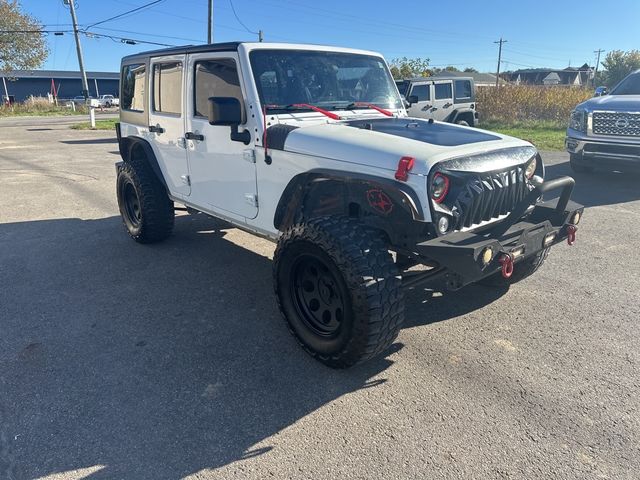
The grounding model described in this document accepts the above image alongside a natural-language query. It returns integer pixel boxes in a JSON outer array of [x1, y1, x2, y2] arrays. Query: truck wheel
[[116, 158, 174, 243], [569, 153, 593, 173], [273, 217, 404, 368], [478, 248, 550, 287]]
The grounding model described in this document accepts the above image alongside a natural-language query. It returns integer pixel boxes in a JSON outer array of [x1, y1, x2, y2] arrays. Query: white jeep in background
[[115, 42, 583, 368], [98, 94, 119, 108]]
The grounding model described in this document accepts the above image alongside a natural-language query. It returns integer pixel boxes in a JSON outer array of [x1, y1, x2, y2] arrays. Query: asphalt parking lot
[[1, 115, 639, 480]]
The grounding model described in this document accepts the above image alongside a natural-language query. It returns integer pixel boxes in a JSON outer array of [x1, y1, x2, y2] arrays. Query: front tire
[[116, 158, 174, 243], [273, 217, 404, 368], [569, 153, 594, 173], [478, 248, 550, 287]]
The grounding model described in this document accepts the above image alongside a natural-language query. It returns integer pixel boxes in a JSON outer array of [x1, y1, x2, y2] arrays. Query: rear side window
[[153, 62, 183, 115], [454, 80, 472, 101], [194, 59, 242, 118], [410, 84, 430, 101], [434, 83, 452, 100], [121, 63, 145, 112]]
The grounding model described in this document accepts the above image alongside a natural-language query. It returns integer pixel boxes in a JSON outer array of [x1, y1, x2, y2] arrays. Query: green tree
[[0, 0, 48, 72], [389, 57, 431, 79], [463, 67, 479, 73], [601, 50, 640, 87]]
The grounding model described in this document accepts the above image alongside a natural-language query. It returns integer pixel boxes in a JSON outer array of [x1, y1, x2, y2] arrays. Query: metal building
[[1, 70, 119, 103]]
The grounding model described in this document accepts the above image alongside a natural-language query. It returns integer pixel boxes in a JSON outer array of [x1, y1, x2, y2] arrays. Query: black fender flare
[[274, 169, 427, 244], [117, 132, 168, 190]]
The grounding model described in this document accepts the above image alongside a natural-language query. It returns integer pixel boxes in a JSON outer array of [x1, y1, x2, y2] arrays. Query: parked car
[[566, 69, 640, 173], [98, 94, 119, 108], [395, 76, 478, 126], [70, 95, 100, 108], [115, 42, 582, 368]]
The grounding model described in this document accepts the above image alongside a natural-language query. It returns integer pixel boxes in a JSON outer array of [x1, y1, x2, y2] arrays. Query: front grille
[[592, 111, 640, 137], [450, 166, 529, 230]]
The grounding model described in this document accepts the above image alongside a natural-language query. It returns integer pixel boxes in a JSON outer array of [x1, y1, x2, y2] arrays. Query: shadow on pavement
[[544, 161, 640, 209], [60, 138, 118, 145], [0, 214, 501, 479]]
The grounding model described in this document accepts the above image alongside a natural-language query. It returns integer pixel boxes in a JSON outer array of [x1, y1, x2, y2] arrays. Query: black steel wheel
[[116, 157, 174, 244], [274, 216, 404, 368], [291, 253, 346, 338]]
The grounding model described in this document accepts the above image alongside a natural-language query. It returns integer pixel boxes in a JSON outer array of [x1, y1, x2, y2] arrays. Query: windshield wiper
[[264, 103, 342, 120], [346, 102, 394, 117]]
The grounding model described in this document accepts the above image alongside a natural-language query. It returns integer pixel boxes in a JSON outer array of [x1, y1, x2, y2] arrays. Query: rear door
[[185, 52, 258, 219], [406, 82, 432, 119], [148, 54, 190, 196], [431, 80, 454, 122]]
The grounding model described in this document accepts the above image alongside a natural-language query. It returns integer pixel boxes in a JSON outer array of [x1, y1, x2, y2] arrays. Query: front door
[[148, 54, 190, 196], [431, 80, 454, 122], [406, 82, 432, 119], [185, 52, 258, 219]]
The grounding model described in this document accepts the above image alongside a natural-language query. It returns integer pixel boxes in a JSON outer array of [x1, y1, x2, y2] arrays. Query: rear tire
[[273, 217, 404, 368], [478, 248, 550, 287], [116, 158, 174, 243], [569, 153, 593, 173]]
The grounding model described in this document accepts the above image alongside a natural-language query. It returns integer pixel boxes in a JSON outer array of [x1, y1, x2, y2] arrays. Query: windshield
[[611, 72, 640, 95], [249, 49, 402, 113]]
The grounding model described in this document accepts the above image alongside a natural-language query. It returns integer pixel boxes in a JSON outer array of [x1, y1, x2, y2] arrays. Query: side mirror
[[400, 94, 410, 109], [208, 96, 244, 125], [594, 86, 608, 97], [207, 97, 251, 144], [408, 95, 419, 106]]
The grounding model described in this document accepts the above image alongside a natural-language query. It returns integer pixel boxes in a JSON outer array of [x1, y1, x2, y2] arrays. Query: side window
[[454, 80, 472, 101], [410, 84, 430, 102], [153, 62, 183, 115], [121, 63, 145, 112], [434, 83, 453, 100], [194, 59, 242, 118]]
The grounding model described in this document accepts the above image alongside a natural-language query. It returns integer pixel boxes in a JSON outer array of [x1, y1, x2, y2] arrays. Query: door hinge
[[181, 174, 191, 186], [244, 193, 258, 207], [243, 149, 256, 163]]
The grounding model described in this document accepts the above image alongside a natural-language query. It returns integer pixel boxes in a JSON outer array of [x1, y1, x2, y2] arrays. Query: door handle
[[431, 107, 438, 112], [421, 105, 432, 111], [185, 132, 204, 141], [148, 124, 164, 134], [443, 102, 452, 108]]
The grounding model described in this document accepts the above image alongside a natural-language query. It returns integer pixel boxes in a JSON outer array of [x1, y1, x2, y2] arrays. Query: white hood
[[278, 116, 535, 176]]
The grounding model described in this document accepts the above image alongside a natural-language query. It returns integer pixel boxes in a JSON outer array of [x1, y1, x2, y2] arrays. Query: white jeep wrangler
[[115, 42, 583, 368]]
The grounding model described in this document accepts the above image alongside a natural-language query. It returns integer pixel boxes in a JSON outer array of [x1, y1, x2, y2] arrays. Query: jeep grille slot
[[452, 166, 529, 230]]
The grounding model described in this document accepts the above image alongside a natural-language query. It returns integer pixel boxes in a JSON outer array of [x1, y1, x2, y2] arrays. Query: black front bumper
[[414, 176, 583, 289]]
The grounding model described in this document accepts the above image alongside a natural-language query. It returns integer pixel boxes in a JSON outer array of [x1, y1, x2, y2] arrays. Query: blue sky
[[19, 0, 640, 73]]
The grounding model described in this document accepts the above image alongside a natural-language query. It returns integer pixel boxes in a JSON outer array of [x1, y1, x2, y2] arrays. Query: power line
[[86, 0, 166, 29], [229, 0, 257, 34]]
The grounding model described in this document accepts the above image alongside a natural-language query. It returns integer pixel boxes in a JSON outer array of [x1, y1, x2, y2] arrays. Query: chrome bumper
[[566, 129, 640, 166]]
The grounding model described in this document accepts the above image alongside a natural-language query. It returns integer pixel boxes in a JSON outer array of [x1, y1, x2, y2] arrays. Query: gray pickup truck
[[566, 69, 640, 173]]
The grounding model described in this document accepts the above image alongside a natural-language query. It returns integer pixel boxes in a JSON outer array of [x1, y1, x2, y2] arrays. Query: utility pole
[[494, 37, 507, 87], [65, 0, 94, 127], [594, 49, 604, 86], [207, 0, 213, 43]]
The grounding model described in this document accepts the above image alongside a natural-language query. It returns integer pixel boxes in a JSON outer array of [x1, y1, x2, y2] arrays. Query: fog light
[[438, 216, 449, 234], [571, 211, 581, 225], [543, 232, 557, 247], [481, 246, 493, 265], [511, 247, 525, 259]]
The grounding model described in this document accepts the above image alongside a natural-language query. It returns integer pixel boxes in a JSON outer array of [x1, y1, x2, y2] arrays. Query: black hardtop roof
[[121, 41, 242, 64]]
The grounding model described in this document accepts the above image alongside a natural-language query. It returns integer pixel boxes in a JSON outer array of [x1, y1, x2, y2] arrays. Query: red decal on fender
[[366, 189, 393, 215]]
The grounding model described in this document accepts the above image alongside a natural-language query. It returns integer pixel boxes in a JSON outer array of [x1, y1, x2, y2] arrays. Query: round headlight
[[525, 156, 537, 179], [431, 172, 450, 203]]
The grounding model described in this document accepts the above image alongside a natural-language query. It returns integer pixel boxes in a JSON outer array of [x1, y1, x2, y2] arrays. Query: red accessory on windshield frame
[[352, 102, 394, 117], [291, 103, 342, 120]]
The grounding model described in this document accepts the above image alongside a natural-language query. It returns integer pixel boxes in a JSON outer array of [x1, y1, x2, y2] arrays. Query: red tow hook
[[498, 253, 514, 279], [566, 225, 577, 246]]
